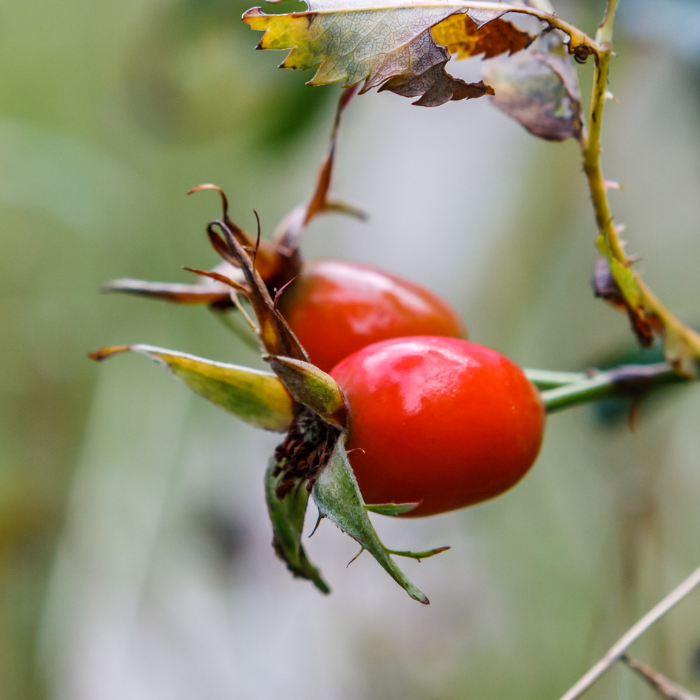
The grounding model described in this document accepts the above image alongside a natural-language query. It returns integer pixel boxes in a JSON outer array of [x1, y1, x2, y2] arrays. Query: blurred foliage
[[0, 0, 331, 697], [125, 0, 330, 147]]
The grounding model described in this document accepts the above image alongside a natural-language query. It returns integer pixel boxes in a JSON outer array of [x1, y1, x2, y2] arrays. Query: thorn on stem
[[309, 512, 323, 538], [604, 180, 623, 190], [346, 547, 365, 568]]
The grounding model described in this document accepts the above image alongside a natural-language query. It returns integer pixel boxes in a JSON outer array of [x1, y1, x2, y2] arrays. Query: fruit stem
[[524, 369, 588, 389], [541, 362, 688, 414]]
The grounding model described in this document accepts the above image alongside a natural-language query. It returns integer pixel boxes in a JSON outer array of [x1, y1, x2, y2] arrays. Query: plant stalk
[[541, 362, 687, 414], [558, 564, 700, 700], [581, 0, 700, 376], [524, 369, 588, 390]]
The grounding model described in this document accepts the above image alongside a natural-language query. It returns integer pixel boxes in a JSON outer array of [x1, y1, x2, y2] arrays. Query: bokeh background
[[2, 0, 700, 698]]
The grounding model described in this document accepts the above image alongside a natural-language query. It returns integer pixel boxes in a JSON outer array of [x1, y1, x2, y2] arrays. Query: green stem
[[524, 369, 588, 390], [541, 362, 687, 414]]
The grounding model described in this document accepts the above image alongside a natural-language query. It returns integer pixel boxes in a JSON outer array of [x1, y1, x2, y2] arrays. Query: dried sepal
[[188, 183, 288, 283], [264, 459, 330, 594], [312, 435, 449, 604], [101, 275, 232, 307], [89, 344, 294, 432], [266, 355, 348, 428], [207, 220, 308, 362]]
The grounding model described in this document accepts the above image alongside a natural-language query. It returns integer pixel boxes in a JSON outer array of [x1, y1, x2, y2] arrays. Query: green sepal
[[89, 344, 294, 432], [264, 460, 330, 594], [266, 355, 347, 428], [387, 547, 450, 561], [364, 502, 421, 517], [312, 435, 433, 605]]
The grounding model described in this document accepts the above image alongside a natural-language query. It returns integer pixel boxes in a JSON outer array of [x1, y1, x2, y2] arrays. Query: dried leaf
[[265, 459, 330, 593], [484, 32, 583, 141], [243, 3, 544, 106], [89, 344, 294, 432], [593, 253, 657, 349], [312, 435, 434, 604], [592, 250, 700, 377], [380, 67, 494, 107], [431, 13, 534, 59]]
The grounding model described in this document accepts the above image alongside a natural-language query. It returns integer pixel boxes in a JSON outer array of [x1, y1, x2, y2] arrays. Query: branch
[[558, 564, 700, 700], [581, 0, 700, 377]]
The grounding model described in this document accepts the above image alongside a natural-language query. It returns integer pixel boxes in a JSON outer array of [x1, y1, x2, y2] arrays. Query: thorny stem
[[540, 362, 688, 414], [558, 564, 700, 700], [581, 0, 700, 376]]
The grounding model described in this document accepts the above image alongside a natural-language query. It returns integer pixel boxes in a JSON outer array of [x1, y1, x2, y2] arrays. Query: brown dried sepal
[[273, 408, 340, 498], [207, 220, 309, 361], [189, 184, 299, 288]]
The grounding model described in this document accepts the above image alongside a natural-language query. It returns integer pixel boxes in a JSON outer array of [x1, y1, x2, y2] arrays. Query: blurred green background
[[2, 0, 700, 698]]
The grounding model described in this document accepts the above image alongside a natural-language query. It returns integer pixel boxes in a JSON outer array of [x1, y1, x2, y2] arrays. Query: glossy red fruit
[[329, 337, 545, 517], [277, 260, 465, 373]]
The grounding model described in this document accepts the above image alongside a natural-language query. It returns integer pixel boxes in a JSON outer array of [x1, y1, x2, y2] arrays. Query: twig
[[558, 564, 700, 700], [621, 654, 700, 700]]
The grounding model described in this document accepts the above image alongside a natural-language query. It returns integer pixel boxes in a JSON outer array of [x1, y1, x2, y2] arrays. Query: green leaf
[[266, 355, 347, 428], [313, 435, 443, 604], [264, 460, 330, 594], [364, 502, 421, 517], [90, 345, 294, 432]]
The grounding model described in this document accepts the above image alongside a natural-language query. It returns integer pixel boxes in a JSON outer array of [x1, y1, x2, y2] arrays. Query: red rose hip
[[329, 337, 545, 517], [277, 259, 465, 373]]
